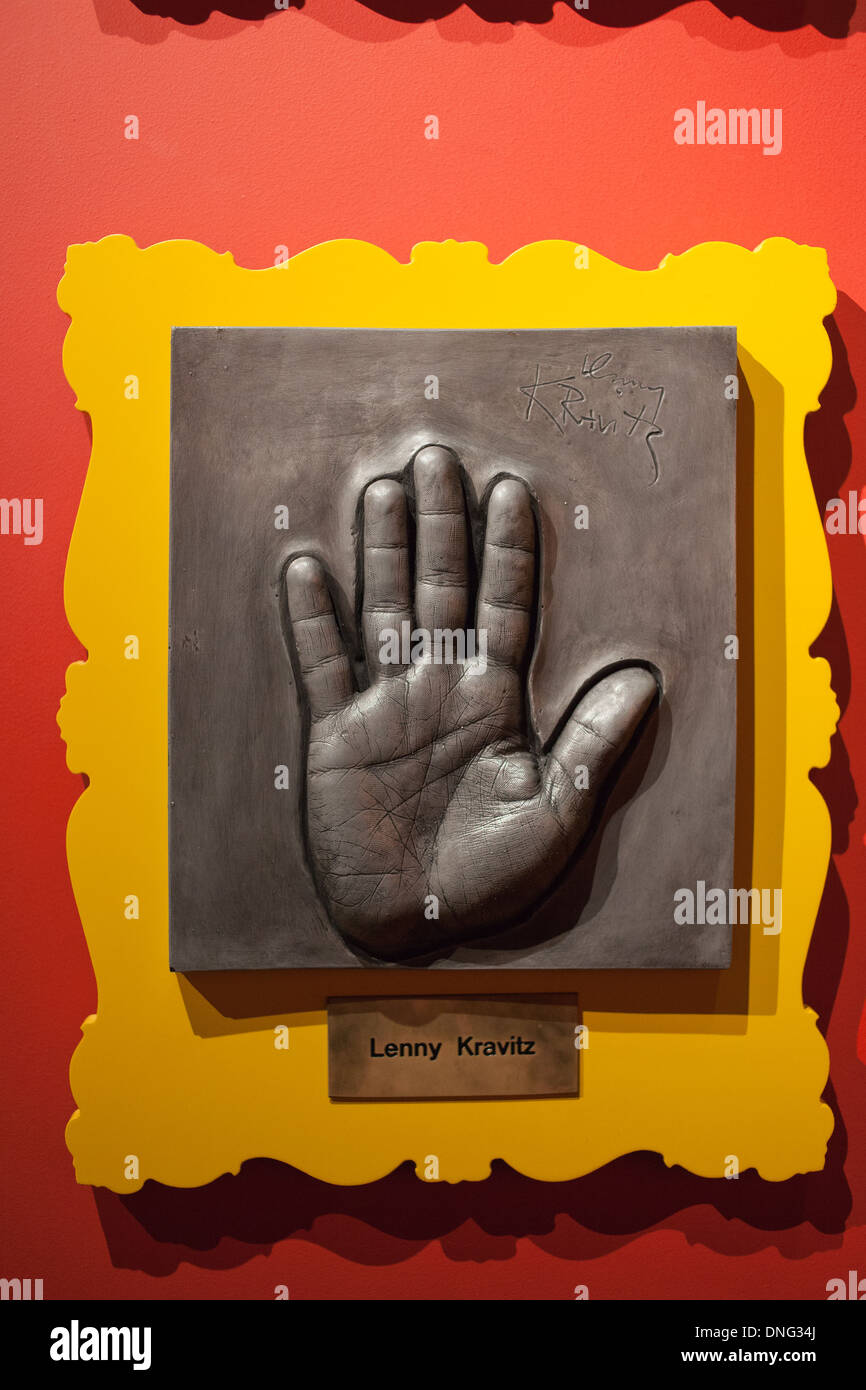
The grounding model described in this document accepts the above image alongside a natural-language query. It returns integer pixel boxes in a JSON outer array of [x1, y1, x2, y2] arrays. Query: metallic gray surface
[[169, 326, 737, 970]]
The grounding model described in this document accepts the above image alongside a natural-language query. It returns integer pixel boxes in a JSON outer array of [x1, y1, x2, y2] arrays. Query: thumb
[[543, 666, 659, 847]]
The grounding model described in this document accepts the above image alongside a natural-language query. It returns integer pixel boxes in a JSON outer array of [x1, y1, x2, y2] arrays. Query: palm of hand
[[286, 445, 657, 960]]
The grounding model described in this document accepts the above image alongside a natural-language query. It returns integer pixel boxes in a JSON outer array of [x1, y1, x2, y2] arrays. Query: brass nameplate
[[327, 995, 579, 1099]]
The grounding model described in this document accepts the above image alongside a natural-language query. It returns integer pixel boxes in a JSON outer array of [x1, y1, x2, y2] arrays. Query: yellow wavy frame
[[58, 236, 837, 1190]]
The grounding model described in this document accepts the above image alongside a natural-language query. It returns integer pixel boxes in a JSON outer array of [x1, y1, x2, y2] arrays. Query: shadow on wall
[[94, 1137, 853, 1278], [92, 0, 861, 42], [91, 298, 861, 1276]]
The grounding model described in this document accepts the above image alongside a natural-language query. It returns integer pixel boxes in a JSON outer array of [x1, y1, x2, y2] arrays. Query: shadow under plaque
[[169, 327, 737, 971]]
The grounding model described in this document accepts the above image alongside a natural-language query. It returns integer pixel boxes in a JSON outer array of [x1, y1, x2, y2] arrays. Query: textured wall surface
[[1, 0, 865, 1298]]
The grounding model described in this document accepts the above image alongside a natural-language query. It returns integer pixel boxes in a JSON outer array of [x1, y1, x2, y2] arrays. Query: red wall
[[1, 0, 865, 1298]]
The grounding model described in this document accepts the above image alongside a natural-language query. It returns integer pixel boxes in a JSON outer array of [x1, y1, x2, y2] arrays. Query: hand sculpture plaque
[[285, 445, 658, 960], [168, 326, 737, 971]]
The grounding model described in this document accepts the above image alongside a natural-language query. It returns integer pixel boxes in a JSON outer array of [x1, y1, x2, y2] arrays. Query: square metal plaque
[[169, 327, 737, 971]]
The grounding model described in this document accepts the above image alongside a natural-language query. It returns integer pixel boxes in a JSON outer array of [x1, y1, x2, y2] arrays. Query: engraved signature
[[519, 352, 666, 485]]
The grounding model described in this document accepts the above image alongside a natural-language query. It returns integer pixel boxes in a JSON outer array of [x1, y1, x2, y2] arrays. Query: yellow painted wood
[[58, 236, 837, 1190]]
